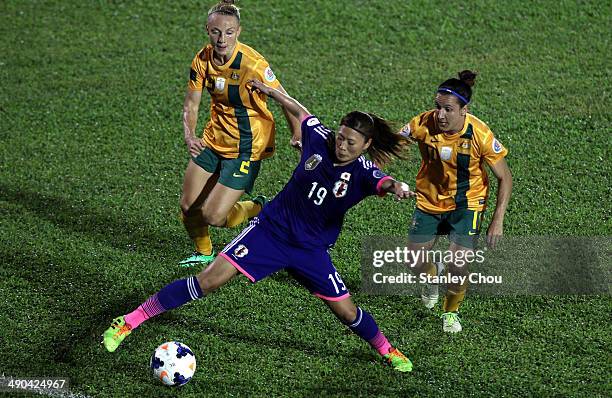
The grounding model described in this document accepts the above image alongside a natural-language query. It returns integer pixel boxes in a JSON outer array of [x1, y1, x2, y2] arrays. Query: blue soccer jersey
[[259, 115, 391, 248]]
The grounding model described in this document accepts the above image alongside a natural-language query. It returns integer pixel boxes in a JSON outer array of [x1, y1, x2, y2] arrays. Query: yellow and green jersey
[[188, 41, 281, 161], [403, 110, 508, 214]]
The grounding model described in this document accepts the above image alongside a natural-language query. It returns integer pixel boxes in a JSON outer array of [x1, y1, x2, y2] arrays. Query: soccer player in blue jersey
[[103, 79, 415, 372]]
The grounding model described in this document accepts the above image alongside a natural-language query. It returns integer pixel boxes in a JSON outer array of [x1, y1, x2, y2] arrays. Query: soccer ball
[[150, 341, 196, 387]]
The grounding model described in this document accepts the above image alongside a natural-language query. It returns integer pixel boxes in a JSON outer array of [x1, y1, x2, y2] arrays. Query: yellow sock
[[181, 212, 212, 255], [443, 285, 468, 312], [225, 200, 262, 228]]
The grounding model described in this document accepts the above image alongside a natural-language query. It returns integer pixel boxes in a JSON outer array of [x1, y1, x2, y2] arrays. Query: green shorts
[[192, 147, 261, 193], [408, 207, 483, 249]]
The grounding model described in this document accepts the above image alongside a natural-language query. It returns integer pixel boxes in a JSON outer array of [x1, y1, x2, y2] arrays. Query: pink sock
[[124, 294, 165, 329], [369, 330, 393, 356], [124, 306, 148, 329]]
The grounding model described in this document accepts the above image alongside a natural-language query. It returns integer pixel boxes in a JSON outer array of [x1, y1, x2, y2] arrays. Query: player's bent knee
[[340, 307, 358, 324], [326, 299, 358, 324], [196, 258, 237, 293], [180, 201, 191, 215], [196, 272, 221, 294], [180, 195, 201, 215], [202, 211, 227, 227]]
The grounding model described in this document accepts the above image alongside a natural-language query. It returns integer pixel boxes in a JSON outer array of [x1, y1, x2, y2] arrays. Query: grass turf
[[1, 0, 610, 396]]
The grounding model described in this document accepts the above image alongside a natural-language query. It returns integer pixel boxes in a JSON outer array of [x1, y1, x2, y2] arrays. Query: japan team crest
[[333, 172, 351, 198], [305, 154, 322, 171], [234, 244, 249, 258]]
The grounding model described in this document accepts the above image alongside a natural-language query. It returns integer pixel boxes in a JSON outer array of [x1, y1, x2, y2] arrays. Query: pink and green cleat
[[383, 348, 413, 372], [103, 316, 132, 352]]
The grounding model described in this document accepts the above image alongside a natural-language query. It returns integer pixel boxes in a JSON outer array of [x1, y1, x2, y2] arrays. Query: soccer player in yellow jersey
[[179, 0, 300, 266], [401, 70, 513, 333]]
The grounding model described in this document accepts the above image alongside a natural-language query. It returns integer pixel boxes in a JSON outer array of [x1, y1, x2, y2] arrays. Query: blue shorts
[[220, 218, 351, 301]]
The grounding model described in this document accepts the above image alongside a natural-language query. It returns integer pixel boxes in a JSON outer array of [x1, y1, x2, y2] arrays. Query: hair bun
[[458, 70, 477, 87], [208, 0, 240, 20]]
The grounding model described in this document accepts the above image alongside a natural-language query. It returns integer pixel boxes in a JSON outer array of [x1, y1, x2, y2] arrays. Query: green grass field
[[1, 0, 610, 396]]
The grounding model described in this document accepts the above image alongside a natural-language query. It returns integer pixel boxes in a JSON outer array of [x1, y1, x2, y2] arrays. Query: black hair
[[208, 0, 240, 22], [340, 111, 408, 168], [437, 70, 478, 107]]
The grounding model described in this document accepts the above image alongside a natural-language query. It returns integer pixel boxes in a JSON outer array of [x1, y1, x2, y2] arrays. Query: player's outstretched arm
[[276, 84, 303, 150], [380, 179, 417, 200], [248, 79, 309, 122]]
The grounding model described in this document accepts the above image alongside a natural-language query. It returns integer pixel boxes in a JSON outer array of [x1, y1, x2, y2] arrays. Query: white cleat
[[420, 262, 445, 309], [441, 312, 462, 333]]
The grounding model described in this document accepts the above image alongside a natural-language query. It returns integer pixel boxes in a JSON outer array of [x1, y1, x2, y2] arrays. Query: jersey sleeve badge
[[307, 117, 320, 126], [264, 66, 276, 82], [305, 154, 323, 170], [492, 138, 504, 154]]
